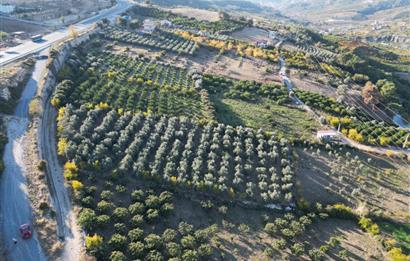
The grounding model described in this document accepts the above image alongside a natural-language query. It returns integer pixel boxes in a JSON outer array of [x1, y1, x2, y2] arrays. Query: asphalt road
[[0, 0, 132, 67], [0, 1, 134, 260], [0, 54, 48, 261]]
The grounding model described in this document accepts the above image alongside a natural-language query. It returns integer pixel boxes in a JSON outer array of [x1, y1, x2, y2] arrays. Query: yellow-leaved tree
[[85, 234, 103, 253]]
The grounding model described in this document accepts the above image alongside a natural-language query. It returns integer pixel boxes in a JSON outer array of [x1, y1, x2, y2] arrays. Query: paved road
[[0, 1, 134, 260], [0, 0, 132, 67], [0, 53, 48, 261]]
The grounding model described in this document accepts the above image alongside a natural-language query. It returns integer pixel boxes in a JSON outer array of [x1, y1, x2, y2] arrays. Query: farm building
[[142, 19, 156, 34], [316, 130, 339, 142]]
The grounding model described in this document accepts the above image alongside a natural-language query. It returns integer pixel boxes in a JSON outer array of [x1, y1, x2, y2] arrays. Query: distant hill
[[149, 0, 264, 12]]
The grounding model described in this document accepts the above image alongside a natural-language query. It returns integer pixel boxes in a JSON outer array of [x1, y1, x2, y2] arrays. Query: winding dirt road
[[38, 92, 83, 260]]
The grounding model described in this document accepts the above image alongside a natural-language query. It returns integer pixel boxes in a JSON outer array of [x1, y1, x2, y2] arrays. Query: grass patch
[[380, 222, 410, 254], [211, 95, 319, 140]]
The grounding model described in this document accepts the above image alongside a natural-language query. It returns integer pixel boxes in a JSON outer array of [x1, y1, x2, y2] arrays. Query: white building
[[142, 19, 156, 34], [316, 130, 339, 142]]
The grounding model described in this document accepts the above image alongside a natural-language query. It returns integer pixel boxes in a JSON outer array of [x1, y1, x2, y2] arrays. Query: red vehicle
[[19, 224, 32, 239]]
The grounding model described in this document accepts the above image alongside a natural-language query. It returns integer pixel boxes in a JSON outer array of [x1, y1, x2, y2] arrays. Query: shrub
[[128, 228, 144, 242], [181, 235, 196, 249], [96, 215, 110, 227], [358, 217, 380, 235], [178, 222, 193, 236], [309, 249, 325, 261], [108, 234, 127, 250], [85, 234, 103, 253], [128, 241, 145, 258], [100, 190, 114, 200], [388, 247, 409, 261], [272, 239, 287, 250], [198, 243, 213, 257], [113, 207, 129, 222], [159, 191, 173, 203], [182, 249, 198, 261], [37, 160, 47, 171], [326, 204, 356, 219], [109, 251, 126, 261], [162, 228, 178, 243], [166, 242, 182, 257], [145, 195, 161, 208], [264, 223, 277, 236], [131, 189, 145, 201], [146, 250, 164, 261], [97, 200, 114, 214], [114, 223, 127, 234], [291, 243, 304, 256], [131, 214, 144, 227], [78, 208, 97, 231], [71, 180, 84, 191], [129, 202, 145, 215], [146, 208, 159, 221], [145, 234, 162, 250]]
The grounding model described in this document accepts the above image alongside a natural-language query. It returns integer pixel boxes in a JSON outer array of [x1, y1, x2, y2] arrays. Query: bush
[[129, 202, 145, 215], [97, 200, 114, 214], [128, 228, 144, 242], [326, 204, 356, 219], [85, 234, 103, 253], [128, 241, 145, 258], [181, 235, 196, 249], [166, 242, 181, 257], [131, 214, 144, 227], [162, 228, 177, 243], [37, 160, 47, 171], [96, 215, 110, 227], [264, 223, 277, 236], [178, 222, 193, 236], [182, 249, 198, 261], [108, 234, 127, 250], [291, 243, 304, 256], [198, 243, 213, 257], [78, 208, 97, 231], [146, 250, 163, 261], [113, 207, 129, 222], [109, 251, 126, 261], [114, 223, 127, 234], [146, 208, 159, 221], [131, 189, 145, 201], [145, 234, 162, 249]]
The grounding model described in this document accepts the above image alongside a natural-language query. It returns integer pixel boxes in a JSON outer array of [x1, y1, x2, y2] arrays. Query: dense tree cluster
[[203, 74, 289, 104], [58, 106, 295, 204], [101, 27, 198, 55], [78, 185, 216, 260], [128, 5, 247, 34], [51, 52, 214, 122]]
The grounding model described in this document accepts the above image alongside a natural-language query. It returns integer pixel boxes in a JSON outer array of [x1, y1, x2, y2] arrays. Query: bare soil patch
[[165, 7, 220, 22], [295, 147, 409, 221], [230, 27, 270, 43], [23, 119, 63, 259], [170, 48, 281, 83], [304, 219, 387, 260], [290, 71, 337, 98]]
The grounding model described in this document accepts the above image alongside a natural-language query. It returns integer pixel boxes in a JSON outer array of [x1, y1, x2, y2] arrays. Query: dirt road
[[0, 56, 47, 261], [38, 93, 82, 260]]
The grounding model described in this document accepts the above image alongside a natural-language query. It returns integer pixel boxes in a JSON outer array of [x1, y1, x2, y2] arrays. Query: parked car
[[19, 224, 32, 239]]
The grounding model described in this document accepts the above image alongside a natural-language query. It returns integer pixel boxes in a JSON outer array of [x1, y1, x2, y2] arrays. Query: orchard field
[[46, 17, 410, 260]]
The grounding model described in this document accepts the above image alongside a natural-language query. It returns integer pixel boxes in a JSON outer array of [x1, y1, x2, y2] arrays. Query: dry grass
[[23, 119, 63, 259], [165, 7, 220, 22], [295, 147, 409, 221]]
